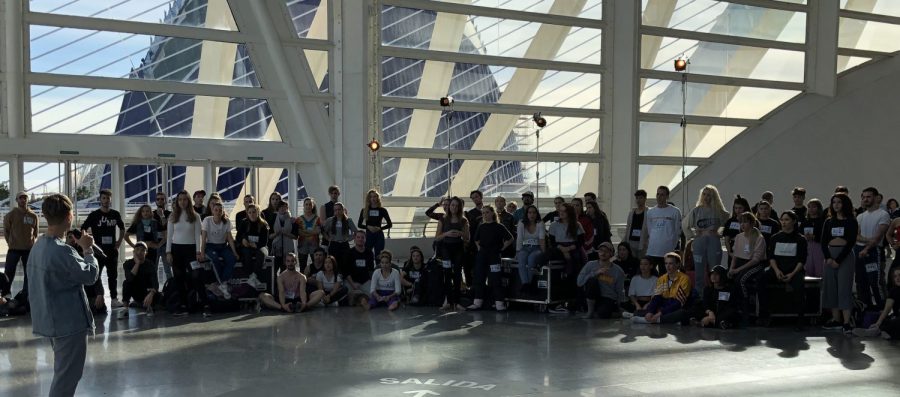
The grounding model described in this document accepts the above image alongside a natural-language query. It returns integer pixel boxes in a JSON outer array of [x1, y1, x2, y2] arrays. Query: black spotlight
[[532, 112, 547, 128], [674, 55, 689, 72], [439, 96, 454, 107]]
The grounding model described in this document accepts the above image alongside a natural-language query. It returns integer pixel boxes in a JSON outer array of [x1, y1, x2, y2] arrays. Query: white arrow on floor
[[403, 390, 440, 397]]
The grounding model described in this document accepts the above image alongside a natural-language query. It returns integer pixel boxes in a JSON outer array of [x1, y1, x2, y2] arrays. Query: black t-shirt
[[543, 211, 560, 224], [474, 222, 513, 260], [465, 207, 483, 244], [194, 205, 207, 219], [235, 210, 249, 239], [358, 207, 393, 230], [722, 216, 742, 250], [81, 209, 124, 248], [152, 208, 171, 225], [261, 208, 278, 230], [324, 201, 337, 220], [614, 257, 639, 279], [402, 262, 425, 284], [790, 206, 807, 220], [757, 217, 781, 246], [126, 219, 163, 246], [767, 231, 808, 274], [122, 258, 159, 290], [890, 286, 900, 317], [241, 220, 269, 248], [344, 247, 375, 284], [799, 216, 825, 243], [305, 262, 325, 279], [497, 212, 516, 238], [629, 211, 645, 242]]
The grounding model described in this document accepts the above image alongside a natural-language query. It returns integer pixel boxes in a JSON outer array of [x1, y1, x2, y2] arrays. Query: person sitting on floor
[[118, 242, 159, 319], [258, 253, 309, 313], [690, 266, 740, 329], [624, 258, 658, 316], [577, 242, 626, 319], [854, 267, 900, 339], [314, 255, 348, 307], [401, 246, 427, 304], [362, 250, 402, 311], [633, 252, 692, 324]]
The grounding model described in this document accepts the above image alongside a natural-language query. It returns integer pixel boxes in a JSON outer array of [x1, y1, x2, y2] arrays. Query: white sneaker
[[494, 301, 507, 312], [116, 308, 129, 320], [146, 306, 154, 317], [331, 301, 339, 307], [218, 284, 232, 300], [111, 299, 124, 308], [621, 311, 634, 319], [247, 274, 263, 289]]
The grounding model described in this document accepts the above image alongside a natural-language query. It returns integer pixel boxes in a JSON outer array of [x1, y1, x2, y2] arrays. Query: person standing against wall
[[3, 191, 39, 296]]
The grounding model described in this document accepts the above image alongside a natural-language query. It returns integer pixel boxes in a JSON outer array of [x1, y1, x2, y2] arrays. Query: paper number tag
[[490, 264, 501, 273], [355, 259, 366, 268], [631, 229, 642, 237], [369, 210, 380, 217], [718, 291, 731, 301], [774, 242, 797, 257], [831, 227, 844, 237], [248, 236, 259, 243], [804, 227, 814, 235], [442, 260, 452, 269], [24, 217, 35, 225], [144, 226, 152, 233], [102, 236, 114, 245], [729, 222, 740, 230], [524, 238, 537, 246], [865, 262, 879, 273], [760, 225, 772, 234]]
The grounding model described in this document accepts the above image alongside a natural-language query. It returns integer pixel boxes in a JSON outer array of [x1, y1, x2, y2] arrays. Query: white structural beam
[[28, 72, 270, 99], [806, 0, 839, 96], [451, 0, 588, 198], [380, 147, 599, 163], [8, 157, 24, 199], [5, 0, 24, 139], [380, 97, 602, 118], [389, 1, 470, 229], [836, 0, 879, 72], [595, 0, 638, 223], [335, 0, 369, 211], [228, 0, 333, 200], [25, 11, 247, 43], [382, 0, 604, 29]]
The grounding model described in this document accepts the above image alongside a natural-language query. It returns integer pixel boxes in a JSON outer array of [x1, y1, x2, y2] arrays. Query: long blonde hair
[[696, 185, 728, 217], [363, 189, 382, 214]]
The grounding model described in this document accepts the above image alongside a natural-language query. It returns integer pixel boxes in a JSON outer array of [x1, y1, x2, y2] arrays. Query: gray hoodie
[[576, 260, 626, 302]]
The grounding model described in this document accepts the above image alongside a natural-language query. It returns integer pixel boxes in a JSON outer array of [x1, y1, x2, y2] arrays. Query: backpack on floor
[[205, 291, 240, 313], [161, 280, 182, 313], [421, 259, 445, 306]]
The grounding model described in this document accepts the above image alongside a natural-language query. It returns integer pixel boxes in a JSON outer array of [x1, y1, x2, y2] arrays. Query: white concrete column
[[806, 0, 838, 97], [288, 163, 299, 214], [203, 162, 215, 198], [5, 0, 24, 139], [339, 0, 370, 211], [9, 156, 24, 198], [600, 0, 640, 224]]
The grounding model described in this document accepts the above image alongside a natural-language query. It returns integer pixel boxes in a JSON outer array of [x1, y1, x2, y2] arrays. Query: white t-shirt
[[370, 268, 402, 294], [645, 205, 682, 257], [856, 209, 890, 246], [315, 271, 343, 292], [201, 217, 232, 244], [628, 275, 658, 298]]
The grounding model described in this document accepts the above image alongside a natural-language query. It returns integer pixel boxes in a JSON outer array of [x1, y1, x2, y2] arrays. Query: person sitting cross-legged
[[633, 252, 692, 324]]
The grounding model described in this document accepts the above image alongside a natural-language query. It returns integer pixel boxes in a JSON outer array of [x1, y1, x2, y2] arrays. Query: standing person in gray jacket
[[577, 242, 626, 319], [27, 194, 99, 397], [682, 185, 730, 292]]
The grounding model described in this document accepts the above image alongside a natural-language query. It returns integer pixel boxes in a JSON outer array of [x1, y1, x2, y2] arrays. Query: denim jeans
[[3, 249, 30, 294], [515, 245, 543, 284], [205, 243, 237, 282], [365, 230, 386, 259]]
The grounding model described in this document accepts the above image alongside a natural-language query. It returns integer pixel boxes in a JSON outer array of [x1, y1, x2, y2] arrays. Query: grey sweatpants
[[822, 246, 855, 310], [692, 235, 723, 291], [49, 330, 88, 397]]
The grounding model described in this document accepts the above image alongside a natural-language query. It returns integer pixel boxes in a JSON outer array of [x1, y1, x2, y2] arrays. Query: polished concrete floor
[[2, 301, 900, 397]]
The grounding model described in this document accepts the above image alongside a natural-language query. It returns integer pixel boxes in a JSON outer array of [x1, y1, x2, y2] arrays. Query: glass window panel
[[0, 161, 9, 219], [640, 79, 800, 119], [382, 6, 602, 65], [285, 0, 329, 40], [643, 35, 804, 82], [641, 0, 806, 43], [432, 0, 603, 19], [30, 86, 278, 140], [382, 57, 601, 109], [841, 0, 900, 18], [30, 26, 260, 87], [639, 122, 745, 158], [839, 18, 900, 52], [381, 157, 591, 199], [382, 107, 599, 154], [836, 55, 872, 74], [637, 164, 698, 197], [29, 0, 238, 30]]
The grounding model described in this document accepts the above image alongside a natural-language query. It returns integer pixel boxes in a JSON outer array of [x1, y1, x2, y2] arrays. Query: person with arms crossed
[[81, 189, 125, 308]]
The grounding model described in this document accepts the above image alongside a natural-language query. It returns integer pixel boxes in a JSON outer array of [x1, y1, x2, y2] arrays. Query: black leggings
[[441, 241, 465, 305], [583, 278, 619, 318], [170, 243, 197, 301], [472, 251, 504, 303], [328, 241, 350, 273]]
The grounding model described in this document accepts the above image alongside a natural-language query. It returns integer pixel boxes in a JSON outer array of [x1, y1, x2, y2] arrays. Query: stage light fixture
[[367, 138, 381, 152], [439, 96, 454, 107], [532, 112, 547, 128], [674, 55, 689, 72]]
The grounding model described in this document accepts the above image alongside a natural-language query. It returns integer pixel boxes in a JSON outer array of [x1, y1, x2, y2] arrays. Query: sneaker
[[494, 301, 507, 312], [146, 306, 154, 318], [548, 305, 569, 314], [116, 308, 129, 320], [821, 320, 842, 330], [202, 305, 212, 318], [330, 301, 339, 307], [580, 311, 595, 320], [218, 284, 232, 300], [720, 321, 732, 330], [852, 327, 881, 338], [110, 299, 124, 308], [172, 310, 189, 317], [842, 323, 853, 335], [621, 311, 634, 319], [246, 274, 263, 289]]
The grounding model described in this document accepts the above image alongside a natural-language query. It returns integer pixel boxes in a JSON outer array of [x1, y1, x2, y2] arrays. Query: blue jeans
[[515, 245, 543, 284], [366, 230, 385, 259], [3, 249, 30, 295], [853, 245, 884, 310], [692, 235, 723, 293], [205, 243, 237, 282]]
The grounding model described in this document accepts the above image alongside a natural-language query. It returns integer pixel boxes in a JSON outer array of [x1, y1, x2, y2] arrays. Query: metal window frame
[[382, 0, 605, 29]]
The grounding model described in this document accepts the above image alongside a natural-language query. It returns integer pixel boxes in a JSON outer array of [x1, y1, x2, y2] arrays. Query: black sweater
[[821, 217, 859, 263]]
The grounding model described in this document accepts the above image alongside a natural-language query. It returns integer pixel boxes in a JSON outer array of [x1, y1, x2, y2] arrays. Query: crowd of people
[[3, 183, 900, 341]]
